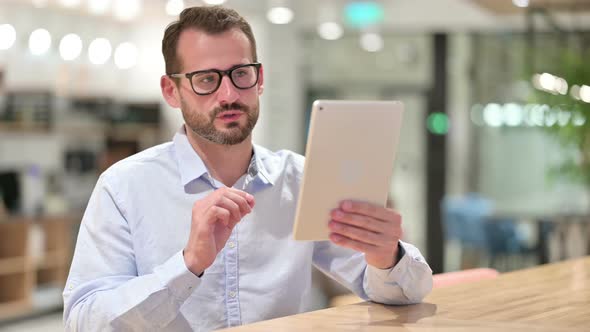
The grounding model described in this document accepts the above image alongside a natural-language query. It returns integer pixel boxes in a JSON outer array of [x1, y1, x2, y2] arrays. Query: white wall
[[251, 18, 305, 153], [258, 23, 304, 153]]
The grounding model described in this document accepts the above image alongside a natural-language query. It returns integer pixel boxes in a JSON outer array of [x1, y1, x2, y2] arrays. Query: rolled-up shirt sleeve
[[363, 241, 433, 304], [63, 175, 201, 331], [313, 240, 432, 305]]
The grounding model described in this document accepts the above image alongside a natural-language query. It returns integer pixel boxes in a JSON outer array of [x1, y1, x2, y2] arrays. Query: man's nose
[[216, 75, 239, 104]]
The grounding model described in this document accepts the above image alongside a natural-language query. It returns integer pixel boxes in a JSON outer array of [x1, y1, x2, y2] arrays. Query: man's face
[[174, 28, 262, 145]]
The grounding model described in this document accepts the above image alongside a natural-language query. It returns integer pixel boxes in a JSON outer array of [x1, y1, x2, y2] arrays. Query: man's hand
[[183, 187, 255, 276], [328, 200, 402, 269]]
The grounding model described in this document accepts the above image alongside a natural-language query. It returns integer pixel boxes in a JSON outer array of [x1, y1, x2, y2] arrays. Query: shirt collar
[[173, 125, 277, 186], [251, 144, 277, 185], [173, 126, 209, 186]]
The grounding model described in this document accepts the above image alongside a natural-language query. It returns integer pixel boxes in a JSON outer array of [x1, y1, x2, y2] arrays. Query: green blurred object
[[427, 112, 449, 135], [344, 2, 384, 28], [531, 49, 590, 187]]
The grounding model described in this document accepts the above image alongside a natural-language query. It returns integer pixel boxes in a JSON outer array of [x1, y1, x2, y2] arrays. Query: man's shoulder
[[102, 141, 175, 179], [255, 145, 305, 174]]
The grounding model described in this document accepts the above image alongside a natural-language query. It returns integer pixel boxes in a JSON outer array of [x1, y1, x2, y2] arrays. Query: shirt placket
[[225, 219, 241, 326]]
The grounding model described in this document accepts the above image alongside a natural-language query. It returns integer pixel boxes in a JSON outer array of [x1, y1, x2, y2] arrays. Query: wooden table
[[221, 257, 590, 331]]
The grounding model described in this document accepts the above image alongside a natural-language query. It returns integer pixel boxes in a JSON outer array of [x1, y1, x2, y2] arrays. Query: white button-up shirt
[[63, 126, 433, 332]]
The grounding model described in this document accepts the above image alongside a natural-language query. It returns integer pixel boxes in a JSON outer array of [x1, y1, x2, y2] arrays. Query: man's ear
[[161, 75, 181, 108], [257, 64, 264, 96]]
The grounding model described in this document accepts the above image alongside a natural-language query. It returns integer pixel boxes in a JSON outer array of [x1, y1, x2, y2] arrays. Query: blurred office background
[[1, 0, 590, 329]]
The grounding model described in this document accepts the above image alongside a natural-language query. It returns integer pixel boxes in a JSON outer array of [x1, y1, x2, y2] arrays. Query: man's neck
[[185, 127, 253, 188]]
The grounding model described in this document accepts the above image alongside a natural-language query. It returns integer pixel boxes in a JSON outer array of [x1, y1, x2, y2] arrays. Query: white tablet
[[293, 100, 404, 241]]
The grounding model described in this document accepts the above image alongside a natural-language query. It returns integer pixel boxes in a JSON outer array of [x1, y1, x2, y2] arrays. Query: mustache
[[212, 103, 248, 117]]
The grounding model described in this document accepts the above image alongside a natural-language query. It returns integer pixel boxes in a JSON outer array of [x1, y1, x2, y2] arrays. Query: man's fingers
[[340, 200, 399, 223], [330, 210, 386, 233], [224, 188, 255, 209], [328, 220, 388, 246], [329, 232, 397, 264], [196, 187, 255, 228], [329, 233, 376, 253], [223, 191, 253, 216], [205, 206, 230, 227], [216, 196, 243, 223]]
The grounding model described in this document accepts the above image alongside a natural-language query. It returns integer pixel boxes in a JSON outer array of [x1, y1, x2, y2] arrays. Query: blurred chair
[[484, 216, 535, 269], [441, 193, 532, 271], [432, 268, 499, 288], [441, 193, 491, 269]]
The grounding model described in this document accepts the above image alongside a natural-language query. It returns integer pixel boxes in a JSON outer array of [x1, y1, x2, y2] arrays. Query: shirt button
[[229, 291, 237, 298], [228, 242, 235, 248]]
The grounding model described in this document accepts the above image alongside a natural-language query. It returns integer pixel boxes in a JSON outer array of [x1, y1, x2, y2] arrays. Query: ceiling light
[[88, 0, 111, 15], [317, 22, 343, 41], [538, 73, 556, 91], [570, 85, 581, 100], [483, 103, 503, 127], [573, 113, 586, 126], [512, 0, 530, 8], [345, 2, 384, 28], [0, 24, 17, 50], [29, 28, 52, 56], [31, 0, 49, 8], [557, 110, 571, 127], [360, 32, 383, 52], [88, 38, 112, 65], [114, 42, 138, 69], [533, 72, 569, 95], [544, 109, 558, 127], [59, 33, 83, 61], [529, 104, 548, 127], [59, 0, 81, 8], [580, 85, 590, 103], [267, 7, 294, 24], [555, 77, 568, 95], [114, 0, 141, 21], [503, 103, 524, 127]]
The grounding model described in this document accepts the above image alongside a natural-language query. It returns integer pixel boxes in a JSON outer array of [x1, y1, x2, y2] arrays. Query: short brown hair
[[162, 6, 258, 74]]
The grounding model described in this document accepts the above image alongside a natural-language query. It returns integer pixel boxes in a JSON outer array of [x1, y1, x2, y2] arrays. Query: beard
[[180, 99, 259, 145]]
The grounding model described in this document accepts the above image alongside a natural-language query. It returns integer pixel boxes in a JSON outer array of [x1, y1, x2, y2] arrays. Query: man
[[63, 6, 432, 332]]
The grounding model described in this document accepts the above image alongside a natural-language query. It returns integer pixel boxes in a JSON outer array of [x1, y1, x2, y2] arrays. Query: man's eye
[[197, 75, 216, 84], [234, 69, 248, 77]]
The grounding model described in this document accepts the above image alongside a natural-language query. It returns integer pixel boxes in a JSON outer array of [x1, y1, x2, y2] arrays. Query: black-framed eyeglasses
[[168, 63, 262, 96]]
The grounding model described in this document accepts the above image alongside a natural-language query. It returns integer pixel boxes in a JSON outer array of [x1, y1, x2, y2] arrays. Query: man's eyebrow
[[200, 63, 252, 71]]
